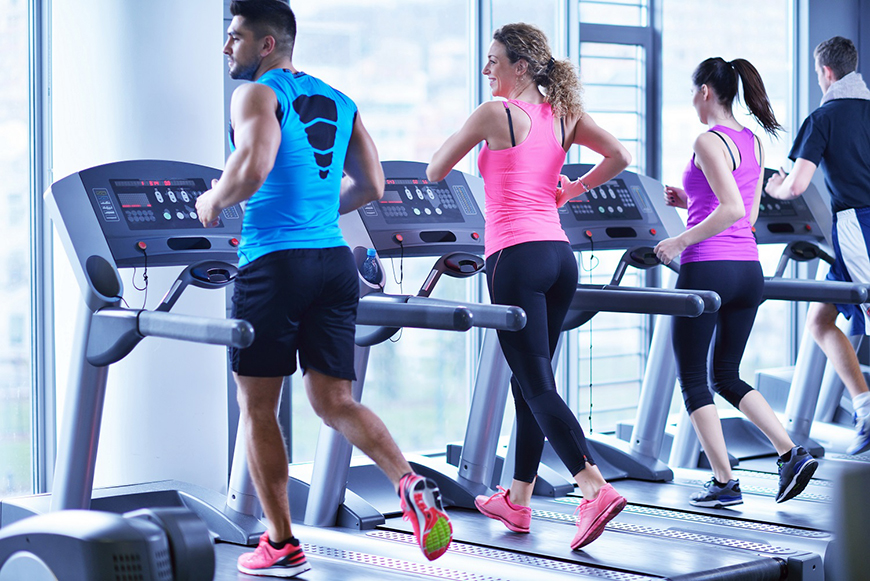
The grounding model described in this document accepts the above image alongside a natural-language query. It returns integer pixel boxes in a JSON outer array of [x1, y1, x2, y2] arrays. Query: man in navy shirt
[[766, 35, 870, 456], [196, 1, 451, 577]]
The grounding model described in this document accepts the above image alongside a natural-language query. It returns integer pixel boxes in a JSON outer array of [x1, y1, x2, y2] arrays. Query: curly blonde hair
[[492, 23, 583, 118]]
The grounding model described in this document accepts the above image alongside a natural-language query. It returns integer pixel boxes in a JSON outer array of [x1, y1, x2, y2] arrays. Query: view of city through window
[[0, 0, 31, 498]]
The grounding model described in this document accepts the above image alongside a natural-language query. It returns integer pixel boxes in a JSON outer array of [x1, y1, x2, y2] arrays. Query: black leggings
[[486, 241, 593, 483], [673, 260, 764, 413]]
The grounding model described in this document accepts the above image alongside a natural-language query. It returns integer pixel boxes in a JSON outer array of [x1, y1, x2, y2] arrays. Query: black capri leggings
[[486, 241, 594, 483], [673, 260, 764, 413]]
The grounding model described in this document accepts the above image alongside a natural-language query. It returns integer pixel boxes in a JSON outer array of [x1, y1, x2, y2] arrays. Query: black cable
[[579, 238, 598, 433], [390, 240, 404, 290], [131, 248, 148, 309], [389, 241, 404, 343]]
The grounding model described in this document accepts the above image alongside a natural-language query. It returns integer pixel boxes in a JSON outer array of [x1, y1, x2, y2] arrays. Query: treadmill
[[218, 161, 749, 581], [0, 160, 264, 544], [736, 170, 870, 476], [364, 163, 822, 580], [541, 166, 844, 578]]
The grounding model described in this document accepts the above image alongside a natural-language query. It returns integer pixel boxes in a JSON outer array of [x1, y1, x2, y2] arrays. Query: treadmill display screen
[[562, 178, 643, 222], [377, 178, 468, 224], [103, 177, 223, 230]]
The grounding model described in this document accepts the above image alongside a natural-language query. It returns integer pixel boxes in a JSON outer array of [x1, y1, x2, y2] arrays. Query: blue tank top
[[232, 69, 357, 267]]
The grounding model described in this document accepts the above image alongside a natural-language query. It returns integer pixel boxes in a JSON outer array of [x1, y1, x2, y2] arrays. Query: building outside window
[[0, 0, 32, 498]]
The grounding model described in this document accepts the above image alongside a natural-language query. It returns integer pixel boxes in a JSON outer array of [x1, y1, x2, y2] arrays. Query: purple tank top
[[681, 125, 760, 263]]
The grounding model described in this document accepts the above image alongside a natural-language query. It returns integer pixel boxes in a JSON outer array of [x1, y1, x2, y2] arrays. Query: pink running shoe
[[570, 483, 626, 550], [237, 532, 311, 578], [399, 473, 453, 561], [474, 486, 531, 533]]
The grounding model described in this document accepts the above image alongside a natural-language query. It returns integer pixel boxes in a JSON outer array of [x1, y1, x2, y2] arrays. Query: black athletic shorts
[[230, 247, 358, 379]]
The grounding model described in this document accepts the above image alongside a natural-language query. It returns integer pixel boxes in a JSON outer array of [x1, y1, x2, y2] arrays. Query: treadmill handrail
[[571, 286, 707, 317], [85, 308, 255, 367], [585, 284, 721, 313], [762, 278, 870, 304], [355, 293, 475, 347], [138, 310, 255, 347], [406, 297, 526, 331]]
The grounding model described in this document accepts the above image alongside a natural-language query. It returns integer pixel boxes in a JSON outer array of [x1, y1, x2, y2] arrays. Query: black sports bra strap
[[709, 130, 736, 171], [560, 117, 565, 148], [504, 103, 516, 147]]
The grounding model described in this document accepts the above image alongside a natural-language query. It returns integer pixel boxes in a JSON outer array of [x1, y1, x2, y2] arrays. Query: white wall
[[51, 0, 230, 493]]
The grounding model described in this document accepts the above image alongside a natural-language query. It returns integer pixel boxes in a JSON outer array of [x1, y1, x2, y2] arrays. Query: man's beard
[[230, 57, 261, 81]]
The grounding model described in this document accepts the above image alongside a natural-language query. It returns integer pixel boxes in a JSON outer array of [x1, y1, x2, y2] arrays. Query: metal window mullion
[[29, 0, 55, 495], [578, 22, 651, 46]]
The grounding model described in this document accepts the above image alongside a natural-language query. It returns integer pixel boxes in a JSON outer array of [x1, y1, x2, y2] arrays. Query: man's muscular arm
[[196, 83, 282, 226], [339, 113, 383, 215]]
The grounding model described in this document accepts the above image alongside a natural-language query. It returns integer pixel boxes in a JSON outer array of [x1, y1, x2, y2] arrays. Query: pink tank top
[[477, 100, 569, 258], [681, 125, 760, 263]]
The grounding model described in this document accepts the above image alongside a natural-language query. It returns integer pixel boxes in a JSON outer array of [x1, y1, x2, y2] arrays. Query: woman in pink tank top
[[655, 58, 818, 508], [427, 23, 630, 549]]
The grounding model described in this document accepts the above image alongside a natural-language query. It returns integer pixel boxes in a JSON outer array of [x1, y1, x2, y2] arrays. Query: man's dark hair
[[230, 0, 297, 57], [814, 36, 858, 80]]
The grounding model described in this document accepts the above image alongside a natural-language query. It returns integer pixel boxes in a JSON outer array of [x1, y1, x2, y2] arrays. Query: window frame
[[30, 0, 55, 495]]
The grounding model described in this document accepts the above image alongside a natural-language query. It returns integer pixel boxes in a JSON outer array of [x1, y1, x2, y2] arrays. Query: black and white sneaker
[[690, 478, 742, 508], [847, 414, 870, 456], [776, 445, 818, 503]]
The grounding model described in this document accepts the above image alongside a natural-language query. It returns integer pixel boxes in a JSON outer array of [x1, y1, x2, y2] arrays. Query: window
[[579, 42, 646, 172], [580, 0, 649, 27], [491, 0, 560, 44], [289, 0, 472, 460], [565, 2, 657, 432], [0, 0, 32, 498]]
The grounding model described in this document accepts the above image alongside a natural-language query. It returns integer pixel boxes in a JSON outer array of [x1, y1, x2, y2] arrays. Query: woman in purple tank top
[[655, 58, 818, 508], [427, 23, 630, 550]]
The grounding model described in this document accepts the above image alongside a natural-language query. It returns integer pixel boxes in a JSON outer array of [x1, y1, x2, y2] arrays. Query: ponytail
[[731, 58, 782, 136], [692, 57, 782, 136], [541, 58, 584, 118]]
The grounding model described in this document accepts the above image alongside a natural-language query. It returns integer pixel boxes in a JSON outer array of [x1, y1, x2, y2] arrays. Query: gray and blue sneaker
[[690, 478, 742, 508], [847, 414, 870, 456], [776, 446, 818, 503]]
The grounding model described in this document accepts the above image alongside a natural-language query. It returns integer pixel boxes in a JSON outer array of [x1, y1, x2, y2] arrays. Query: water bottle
[[361, 248, 381, 285]]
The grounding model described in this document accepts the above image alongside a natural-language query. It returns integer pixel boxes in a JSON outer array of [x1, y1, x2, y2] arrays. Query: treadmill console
[[46, 160, 245, 308], [49, 160, 244, 269], [341, 160, 485, 257], [342, 161, 686, 257], [559, 164, 684, 251], [754, 167, 830, 246]]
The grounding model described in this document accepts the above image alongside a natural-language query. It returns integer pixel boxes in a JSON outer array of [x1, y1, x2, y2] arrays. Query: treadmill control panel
[[342, 162, 684, 257], [559, 164, 683, 251], [54, 160, 244, 268], [561, 178, 642, 222], [345, 161, 486, 258], [374, 178, 475, 224], [754, 168, 828, 245], [101, 178, 238, 230]]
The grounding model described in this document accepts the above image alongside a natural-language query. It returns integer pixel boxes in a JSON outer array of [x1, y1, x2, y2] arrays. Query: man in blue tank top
[[195, 1, 451, 576], [766, 36, 870, 456]]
